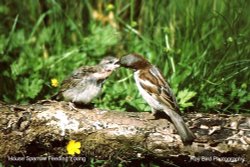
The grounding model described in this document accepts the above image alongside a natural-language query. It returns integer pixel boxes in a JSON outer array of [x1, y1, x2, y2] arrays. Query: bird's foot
[[143, 113, 156, 120], [67, 102, 95, 111], [68, 102, 79, 112]]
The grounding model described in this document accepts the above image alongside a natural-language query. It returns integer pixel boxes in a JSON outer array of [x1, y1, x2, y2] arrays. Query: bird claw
[[68, 102, 79, 112]]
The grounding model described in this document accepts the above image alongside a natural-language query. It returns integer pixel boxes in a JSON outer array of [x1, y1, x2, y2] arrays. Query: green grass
[[0, 0, 249, 113]]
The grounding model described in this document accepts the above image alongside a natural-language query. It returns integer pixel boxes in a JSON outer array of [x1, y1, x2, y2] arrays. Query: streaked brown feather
[[55, 66, 103, 100], [138, 66, 180, 113]]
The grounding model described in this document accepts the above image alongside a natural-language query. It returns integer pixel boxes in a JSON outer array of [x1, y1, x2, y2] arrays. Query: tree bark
[[0, 101, 249, 166]]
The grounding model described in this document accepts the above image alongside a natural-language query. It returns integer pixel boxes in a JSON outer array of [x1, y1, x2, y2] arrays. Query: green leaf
[[177, 89, 197, 110], [16, 78, 44, 100]]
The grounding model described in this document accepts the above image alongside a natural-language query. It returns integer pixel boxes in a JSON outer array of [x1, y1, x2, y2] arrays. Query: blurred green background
[[0, 0, 249, 113]]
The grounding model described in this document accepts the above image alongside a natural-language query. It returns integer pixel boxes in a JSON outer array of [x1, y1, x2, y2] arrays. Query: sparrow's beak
[[113, 59, 120, 69], [119, 57, 129, 68], [103, 59, 120, 72]]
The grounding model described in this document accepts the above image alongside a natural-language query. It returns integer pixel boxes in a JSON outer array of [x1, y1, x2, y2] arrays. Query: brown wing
[[138, 66, 180, 112], [71, 66, 101, 79]]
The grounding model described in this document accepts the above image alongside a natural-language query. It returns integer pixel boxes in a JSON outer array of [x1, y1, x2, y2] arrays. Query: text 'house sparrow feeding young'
[[120, 53, 195, 143], [54, 56, 120, 106]]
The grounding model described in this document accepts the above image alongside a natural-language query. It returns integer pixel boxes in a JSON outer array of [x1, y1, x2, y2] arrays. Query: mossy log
[[0, 101, 249, 166]]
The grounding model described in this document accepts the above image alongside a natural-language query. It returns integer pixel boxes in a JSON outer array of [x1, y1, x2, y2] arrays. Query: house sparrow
[[120, 53, 195, 143], [54, 56, 120, 106]]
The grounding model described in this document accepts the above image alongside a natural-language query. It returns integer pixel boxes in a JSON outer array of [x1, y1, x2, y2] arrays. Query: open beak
[[104, 59, 120, 72], [113, 59, 120, 68]]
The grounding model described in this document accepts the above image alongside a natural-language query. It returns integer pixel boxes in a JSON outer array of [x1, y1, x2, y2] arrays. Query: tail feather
[[163, 108, 195, 143]]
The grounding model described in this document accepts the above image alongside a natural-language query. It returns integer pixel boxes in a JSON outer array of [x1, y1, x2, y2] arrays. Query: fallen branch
[[0, 101, 249, 166]]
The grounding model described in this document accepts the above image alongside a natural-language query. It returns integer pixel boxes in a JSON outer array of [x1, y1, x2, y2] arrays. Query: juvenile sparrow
[[120, 53, 195, 143], [54, 56, 120, 106]]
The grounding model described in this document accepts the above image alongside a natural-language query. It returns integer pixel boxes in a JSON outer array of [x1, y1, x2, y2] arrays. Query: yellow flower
[[66, 140, 81, 156], [51, 78, 59, 87]]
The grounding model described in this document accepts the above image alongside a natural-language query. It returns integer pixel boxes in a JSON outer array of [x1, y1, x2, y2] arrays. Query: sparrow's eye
[[104, 60, 112, 64], [108, 60, 118, 64]]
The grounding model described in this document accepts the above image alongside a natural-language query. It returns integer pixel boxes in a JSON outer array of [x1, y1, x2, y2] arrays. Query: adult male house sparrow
[[120, 53, 195, 143], [54, 56, 120, 106]]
